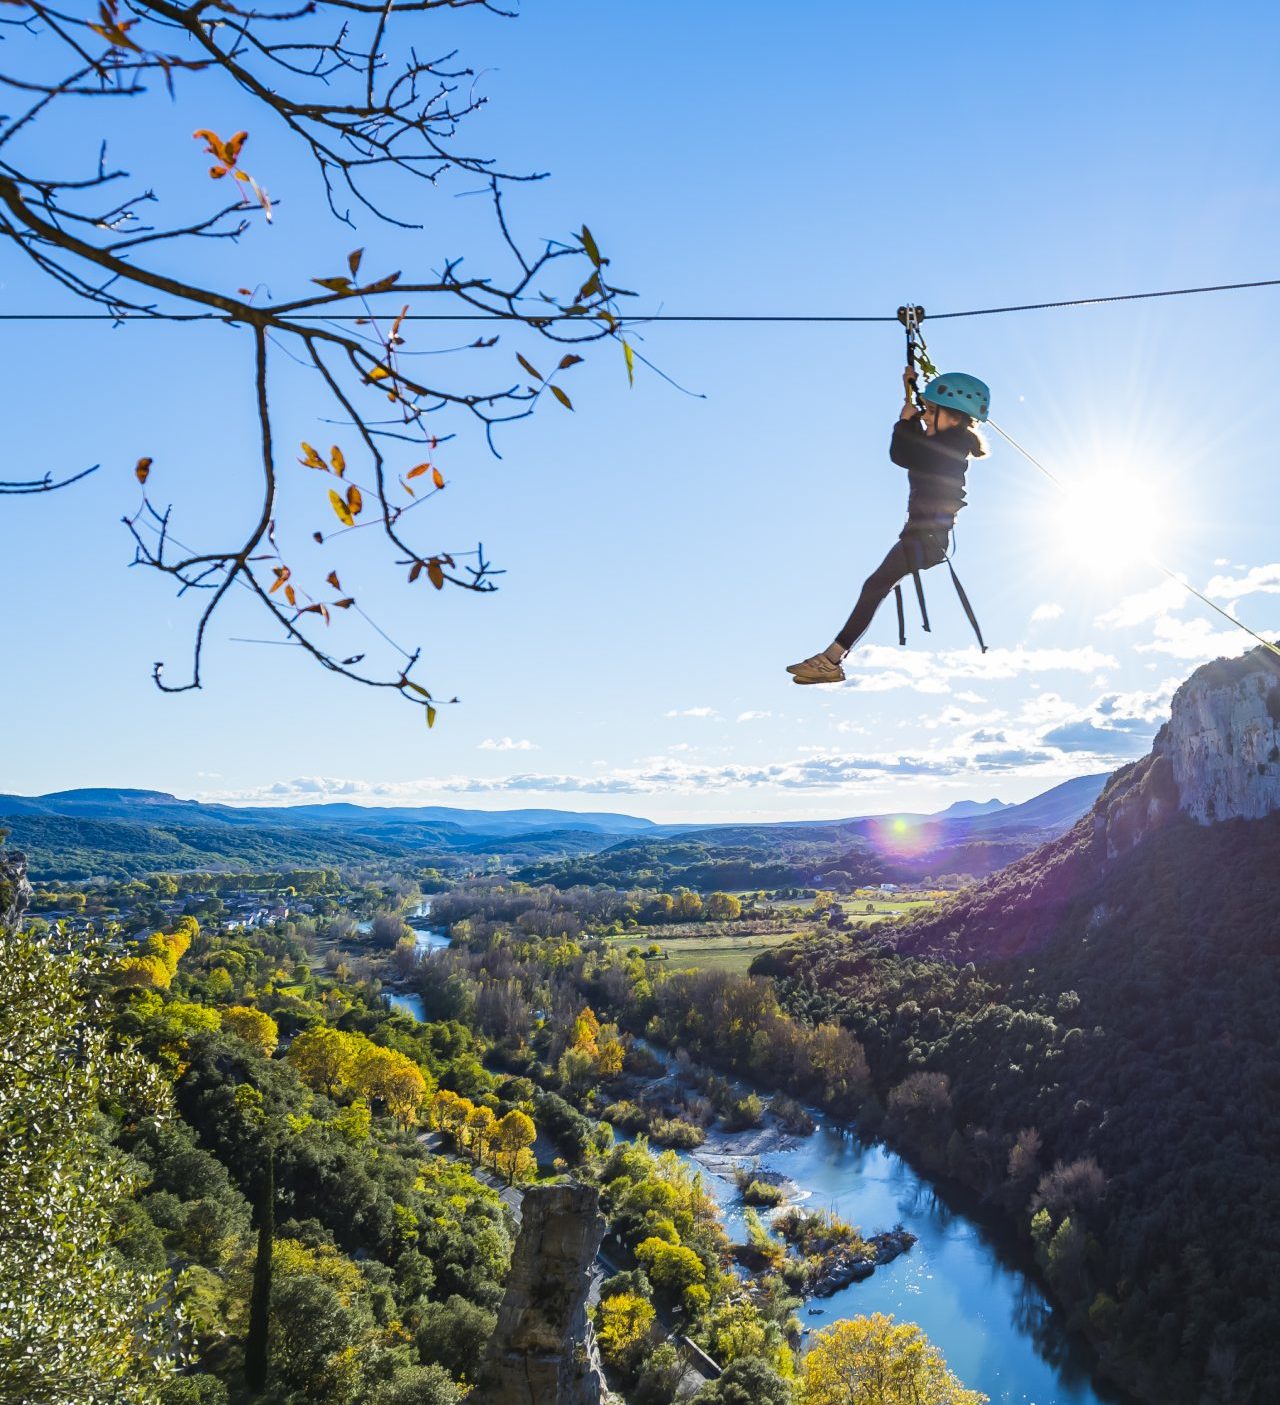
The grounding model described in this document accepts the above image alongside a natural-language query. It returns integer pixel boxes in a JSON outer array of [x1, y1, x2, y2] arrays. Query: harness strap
[[946, 558, 988, 653], [894, 582, 906, 646], [911, 570, 931, 633]]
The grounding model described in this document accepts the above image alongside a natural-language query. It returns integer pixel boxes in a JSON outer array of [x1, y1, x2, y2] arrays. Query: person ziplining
[[787, 321, 992, 685]]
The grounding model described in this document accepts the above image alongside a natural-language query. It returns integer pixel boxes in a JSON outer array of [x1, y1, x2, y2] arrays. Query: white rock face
[[1157, 656, 1280, 824]]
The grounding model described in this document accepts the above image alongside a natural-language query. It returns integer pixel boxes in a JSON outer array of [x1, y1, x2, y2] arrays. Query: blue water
[[383, 914, 449, 1022], [685, 1122, 1129, 1405]]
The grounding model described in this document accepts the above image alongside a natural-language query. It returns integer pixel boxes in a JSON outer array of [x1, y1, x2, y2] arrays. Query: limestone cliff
[[887, 644, 1280, 959], [1155, 646, 1280, 823], [474, 1182, 608, 1405]]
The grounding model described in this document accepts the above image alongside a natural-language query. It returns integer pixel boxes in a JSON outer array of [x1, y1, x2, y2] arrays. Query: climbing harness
[[892, 305, 988, 653]]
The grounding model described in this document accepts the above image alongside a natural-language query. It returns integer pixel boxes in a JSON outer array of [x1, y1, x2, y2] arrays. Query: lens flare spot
[[870, 815, 939, 859]]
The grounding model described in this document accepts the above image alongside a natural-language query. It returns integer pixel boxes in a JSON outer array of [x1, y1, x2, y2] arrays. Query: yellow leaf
[[328, 489, 354, 527], [330, 445, 345, 476], [368, 366, 391, 382], [517, 353, 542, 382], [299, 441, 325, 469], [313, 276, 352, 293], [624, 340, 635, 387], [347, 248, 364, 277], [550, 384, 573, 411], [426, 704, 437, 728], [406, 682, 431, 699], [346, 485, 363, 518]]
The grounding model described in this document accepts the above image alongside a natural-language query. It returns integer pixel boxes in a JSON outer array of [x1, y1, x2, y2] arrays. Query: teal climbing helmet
[[923, 372, 990, 422]]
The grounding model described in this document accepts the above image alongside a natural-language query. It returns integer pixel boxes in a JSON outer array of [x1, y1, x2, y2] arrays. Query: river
[[380, 912, 1128, 1405], [685, 1120, 1128, 1405], [382, 899, 451, 1022]]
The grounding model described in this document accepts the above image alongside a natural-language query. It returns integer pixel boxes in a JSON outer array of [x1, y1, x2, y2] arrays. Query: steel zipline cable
[[1, 274, 1280, 322], [8, 261, 1278, 659]]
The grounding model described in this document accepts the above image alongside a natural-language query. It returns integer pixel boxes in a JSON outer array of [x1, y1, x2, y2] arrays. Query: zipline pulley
[[897, 304, 925, 405]]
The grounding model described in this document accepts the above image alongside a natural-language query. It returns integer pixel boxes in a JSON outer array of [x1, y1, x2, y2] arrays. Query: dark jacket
[[889, 418, 981, 532]]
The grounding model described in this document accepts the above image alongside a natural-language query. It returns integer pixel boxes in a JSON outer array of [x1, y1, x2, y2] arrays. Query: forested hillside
[[760, 689, 1280, 1403]]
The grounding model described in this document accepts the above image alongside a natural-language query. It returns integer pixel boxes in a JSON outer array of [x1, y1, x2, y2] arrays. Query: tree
[[414, 1295, 495, 1384], [222, 1006, 279, 1059], [0, 851, 174, 1403], [634, 1237, 707, 1301], [2, 1, 637, 714], [694, 1357, 792, 1405], [287, 1025, 356, 1098], [799, 1313, 987, 1405], [706, 893, 742, 921], [490, 1110, 537, 1185], [243, 1147, 274, 1394], [596, 1292, 656, 1370]]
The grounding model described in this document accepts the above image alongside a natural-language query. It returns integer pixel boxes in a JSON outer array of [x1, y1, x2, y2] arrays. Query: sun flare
[[1054, 467, 1167, 577]]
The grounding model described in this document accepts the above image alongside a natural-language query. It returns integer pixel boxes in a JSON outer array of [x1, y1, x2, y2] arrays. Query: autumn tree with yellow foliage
[[799, 1313, 987, 1405]]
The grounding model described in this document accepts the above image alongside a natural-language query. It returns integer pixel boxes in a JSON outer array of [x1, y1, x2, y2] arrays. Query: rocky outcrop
[[807, 1227, 917, 1296], [1155, 646, 1280, 824], [0, 847, 30, 928], [474, 1182, 608, 1405]]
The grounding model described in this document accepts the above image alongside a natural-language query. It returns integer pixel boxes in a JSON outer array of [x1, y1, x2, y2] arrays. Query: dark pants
[[834, 528, 949, 651]]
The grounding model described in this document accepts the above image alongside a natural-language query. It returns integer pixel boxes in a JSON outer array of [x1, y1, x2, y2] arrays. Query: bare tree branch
[[0, 0, 638, 718]]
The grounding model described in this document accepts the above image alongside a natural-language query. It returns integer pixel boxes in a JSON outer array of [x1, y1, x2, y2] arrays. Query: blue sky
[[2, 1, 1278, 821]]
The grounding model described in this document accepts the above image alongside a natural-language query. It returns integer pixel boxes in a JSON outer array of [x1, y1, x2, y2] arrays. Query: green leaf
[[426, 704, 437, 729], [581, 225, 602, 267], [405, 681, 432, 699], [550, 384, 573, 411], [516, 353, 542, 382]]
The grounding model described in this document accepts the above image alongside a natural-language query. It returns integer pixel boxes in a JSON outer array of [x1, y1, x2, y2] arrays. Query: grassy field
[[602, 929, 802, 974], [601, 889, 943, 974]]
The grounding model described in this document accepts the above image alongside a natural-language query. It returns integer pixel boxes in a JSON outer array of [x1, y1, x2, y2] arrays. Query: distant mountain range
[[0, 776, 1108, 882]]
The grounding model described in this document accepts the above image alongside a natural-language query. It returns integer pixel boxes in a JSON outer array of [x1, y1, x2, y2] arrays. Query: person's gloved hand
[[900, 367, 921, 421]]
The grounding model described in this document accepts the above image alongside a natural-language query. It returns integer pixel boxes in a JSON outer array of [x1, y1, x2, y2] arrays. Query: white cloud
[[478, 737, 538, 752], [842, 644, 1119, 693], [1031, 602, 1064, 623], [1205, 563, 1280, 601], [736, 710, 772, 722], [664, 706, 720, 719], [1135, 616, 1250, 660], [1094, 579, 1188, 630]]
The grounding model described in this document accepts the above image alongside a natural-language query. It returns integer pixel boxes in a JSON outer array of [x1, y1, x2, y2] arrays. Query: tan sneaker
[[787, 653, 846, 685]]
